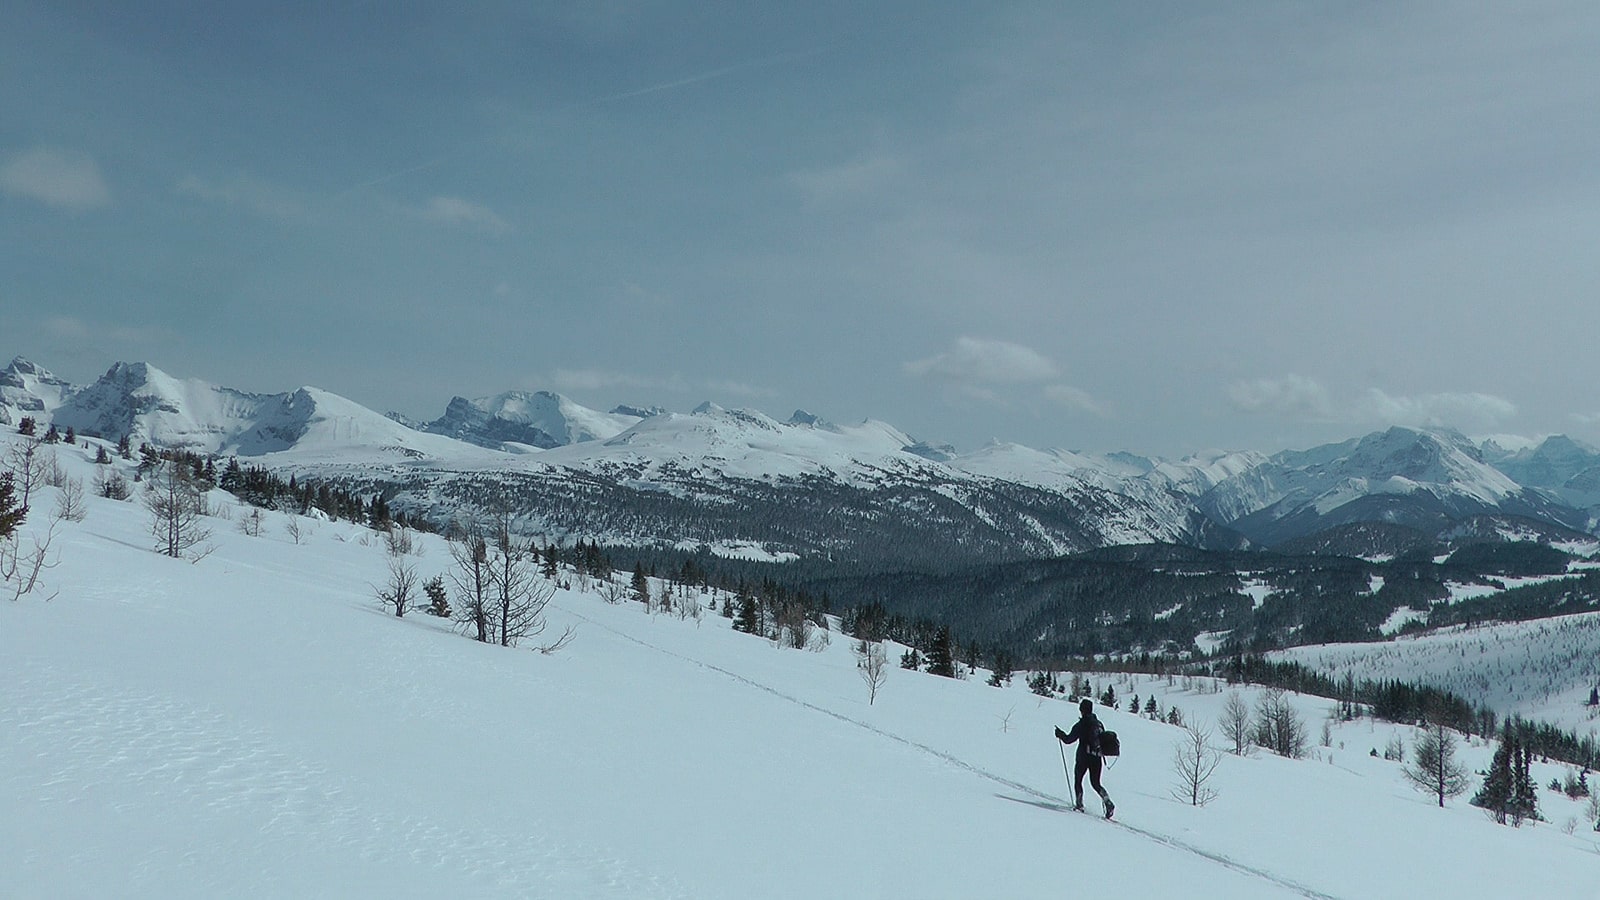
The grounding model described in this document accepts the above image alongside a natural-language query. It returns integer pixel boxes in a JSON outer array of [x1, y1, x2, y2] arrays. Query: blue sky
[[6, 2, 1600, 456]]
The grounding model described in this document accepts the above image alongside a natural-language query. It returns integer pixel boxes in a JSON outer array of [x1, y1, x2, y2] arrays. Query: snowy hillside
[[1276, 614, 1600, 736], [4, 434, 1600, 898]]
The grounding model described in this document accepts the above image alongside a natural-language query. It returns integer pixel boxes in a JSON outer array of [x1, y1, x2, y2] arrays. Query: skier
[[1055, 698, 1115, 818]]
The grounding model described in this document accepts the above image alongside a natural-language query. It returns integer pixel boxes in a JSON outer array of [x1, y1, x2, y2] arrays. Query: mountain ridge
[[3, 355, 1596, 559]]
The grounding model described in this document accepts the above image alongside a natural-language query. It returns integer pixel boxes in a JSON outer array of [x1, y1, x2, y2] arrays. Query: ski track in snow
[[1, 660, 687, 899], [563, 607, 1339, 900]]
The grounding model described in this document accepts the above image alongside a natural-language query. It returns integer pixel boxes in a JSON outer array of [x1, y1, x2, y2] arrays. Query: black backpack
[[1099, 729, 1121, 757]]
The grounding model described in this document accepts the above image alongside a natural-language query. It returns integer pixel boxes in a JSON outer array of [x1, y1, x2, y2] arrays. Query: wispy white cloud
[[421, 195, 510, 234], [905, 337, 1059, 384], [787, 153, 904, 206], [1358, 389, 1516, 429], [1228, 374, 1334, 419], [44, 315, 168, 344], [1229, 374, 1516, 430], [704, 379, 778, 399], [1, 147, 110, 211], [1042, 383, 1101, 415], [177, 173, 305, 219]]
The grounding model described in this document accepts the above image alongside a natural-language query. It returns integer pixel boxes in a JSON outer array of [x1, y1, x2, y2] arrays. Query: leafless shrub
[[1220, 691, 1252, 755], [144, 460, 212, 560], [1171, 722, 1223, 806], [54, 477, 87, 523], [238, 506, 265, 536], [854, 638, 888, 705]]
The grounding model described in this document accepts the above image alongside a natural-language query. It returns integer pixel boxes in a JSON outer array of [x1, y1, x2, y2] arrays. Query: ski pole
[[1059, 740, 1071, 794]]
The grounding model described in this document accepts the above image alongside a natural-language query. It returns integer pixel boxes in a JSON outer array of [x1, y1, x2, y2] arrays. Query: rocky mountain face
[[422, 391, 643, 450], [0, 358, 76, 425]]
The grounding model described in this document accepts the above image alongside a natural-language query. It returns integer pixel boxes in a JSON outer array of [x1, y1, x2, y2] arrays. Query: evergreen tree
[[42, 424, 59, 444], [94, 445, 111, 465], [1027, 671, 1057, 697], [1100, 684, 1117, 709], [1589, 686, 1599, 707], [540, 543, 559, 580], [17, 416, 36, 436], [1472, 734, 1516, 824], [116, 434, 131, 459], [986, 649, 1013, 687], [63, 426, 75, 444], [1128, 695, 1140, 714], [1145, 695, 1160, 718], [1512, 744, 1540, 825], [423, 575, 451, 618], [926, 626, 956, 678], [733, 588, 761, 634], [900, 648, 922, 671], [631, 568, 651, 607], [0, 472, 26, 539]]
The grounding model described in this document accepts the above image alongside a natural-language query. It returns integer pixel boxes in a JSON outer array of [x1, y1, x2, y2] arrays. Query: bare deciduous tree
[[1171, 722, 1223, 806], [376, 551, 419, 617], [1403, 721, 1470, 808], [144, 459, 212, 560], [54, 477, 87, 523], [237, 506, 265, 536], [450, 530, 492, 643], [4, 437, 48, 509], [854, 638, 888, 705], [1219, 691, 1252, 755], [282, 514, 304, 544], [1253, 689, 1308, 759], [2, 479, 60, 602]]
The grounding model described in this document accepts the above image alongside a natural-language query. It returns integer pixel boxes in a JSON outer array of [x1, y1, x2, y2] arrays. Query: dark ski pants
[[1074, 755, 1109, 807]]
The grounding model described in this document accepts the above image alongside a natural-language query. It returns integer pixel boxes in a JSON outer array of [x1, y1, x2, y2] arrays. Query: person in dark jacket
[[1055, 698, 1114, 818]]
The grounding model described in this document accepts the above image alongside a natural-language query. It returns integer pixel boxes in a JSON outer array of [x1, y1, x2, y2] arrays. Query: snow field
[[3, 439, 1599, 898]]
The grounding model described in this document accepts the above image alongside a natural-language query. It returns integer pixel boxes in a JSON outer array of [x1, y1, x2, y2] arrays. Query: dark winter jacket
[[1055, 714, 1104, 762]]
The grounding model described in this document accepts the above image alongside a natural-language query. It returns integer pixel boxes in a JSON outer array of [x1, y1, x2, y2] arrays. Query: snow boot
[[1099, 789, 1114, 819]]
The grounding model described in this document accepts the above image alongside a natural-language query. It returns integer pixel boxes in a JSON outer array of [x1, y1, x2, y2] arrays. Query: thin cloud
[[787, 153, 904, 206], [177, 173, 305, 219], [44, 315, 168, 344], [1229, 375, 1516, 431], [1043, 383, 1101, 415], [905, 337, 1059, 385], [1228, 374, 1334, 419], [1, 146, 110, 211], [1359, 389, 1516, 430], [421, 196, 510, 234]]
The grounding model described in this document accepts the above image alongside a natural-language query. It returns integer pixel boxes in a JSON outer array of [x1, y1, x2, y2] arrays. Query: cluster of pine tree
[[1471, 733, 1541, 825], [215, 458, 420, 531]]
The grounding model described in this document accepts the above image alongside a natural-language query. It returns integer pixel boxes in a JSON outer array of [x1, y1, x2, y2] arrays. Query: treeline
[[214, 458, 423, 532], [1206, 654, 1600, 768]]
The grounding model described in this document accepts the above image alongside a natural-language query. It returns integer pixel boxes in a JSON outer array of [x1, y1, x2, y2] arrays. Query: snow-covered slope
[[4, 436, 1597, 898], [1275, 613, 1600, 736], [423, 390, 643, 450]]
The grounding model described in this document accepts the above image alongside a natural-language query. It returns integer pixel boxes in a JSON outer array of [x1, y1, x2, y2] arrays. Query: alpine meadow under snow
[[5, 431, 1600, 899]]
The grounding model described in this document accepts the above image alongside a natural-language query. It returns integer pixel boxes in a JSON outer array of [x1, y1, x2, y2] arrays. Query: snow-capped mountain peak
[[0, 356, 76, 424]]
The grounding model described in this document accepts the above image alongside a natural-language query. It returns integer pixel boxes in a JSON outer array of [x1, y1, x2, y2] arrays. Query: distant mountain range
[[6, 356, 1600, 567]]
